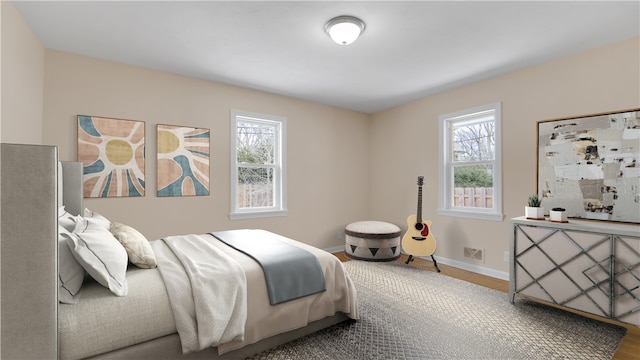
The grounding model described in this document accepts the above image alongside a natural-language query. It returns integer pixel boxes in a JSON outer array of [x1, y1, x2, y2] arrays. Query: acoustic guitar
[[401, 176, 437, 258]]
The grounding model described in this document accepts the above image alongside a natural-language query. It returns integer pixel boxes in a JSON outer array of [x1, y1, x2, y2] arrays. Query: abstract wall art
[[77, 115, 145, 198], [537, 109, 640, 223], [157, 124, 210, 197]]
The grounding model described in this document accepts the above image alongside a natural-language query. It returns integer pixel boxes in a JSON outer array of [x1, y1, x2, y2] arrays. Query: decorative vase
[[525, 206, 544, 220], [549, 208, 567, 222]]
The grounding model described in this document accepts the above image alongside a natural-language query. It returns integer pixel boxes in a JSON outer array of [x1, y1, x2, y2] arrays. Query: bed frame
[[0, 143, 347, 360]]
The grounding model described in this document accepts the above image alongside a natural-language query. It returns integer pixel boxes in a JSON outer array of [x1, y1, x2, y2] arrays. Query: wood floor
[[333, 252, 640, 360]]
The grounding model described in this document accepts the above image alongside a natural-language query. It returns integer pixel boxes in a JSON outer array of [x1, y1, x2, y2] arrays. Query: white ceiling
[[13, 1, 640, 114]]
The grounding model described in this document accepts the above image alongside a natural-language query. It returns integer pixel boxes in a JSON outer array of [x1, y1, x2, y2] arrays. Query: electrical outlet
[[504, 251, 509, 262]]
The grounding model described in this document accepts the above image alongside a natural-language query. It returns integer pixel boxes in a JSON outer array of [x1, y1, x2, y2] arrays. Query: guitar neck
[[416, 186, 423, 223]]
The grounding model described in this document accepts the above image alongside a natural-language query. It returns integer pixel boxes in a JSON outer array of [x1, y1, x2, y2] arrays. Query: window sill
[[437, 208, 504, 222], [229, 209, 288, 220]]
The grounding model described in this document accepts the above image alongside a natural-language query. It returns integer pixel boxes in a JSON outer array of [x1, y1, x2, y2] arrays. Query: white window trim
[[437, 102, 503, 222], [230, 110, 288, 220]]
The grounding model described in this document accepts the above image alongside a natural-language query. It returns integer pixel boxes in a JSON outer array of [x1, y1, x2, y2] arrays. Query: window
[[438, 103, 503, 221], [230, 110, 287, 220]]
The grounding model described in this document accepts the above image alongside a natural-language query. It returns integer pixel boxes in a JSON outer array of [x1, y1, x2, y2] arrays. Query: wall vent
[[464, 247, 484, 263]]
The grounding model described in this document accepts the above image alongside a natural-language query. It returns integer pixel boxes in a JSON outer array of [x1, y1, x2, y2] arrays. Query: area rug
[[247, 260, 627, 360]]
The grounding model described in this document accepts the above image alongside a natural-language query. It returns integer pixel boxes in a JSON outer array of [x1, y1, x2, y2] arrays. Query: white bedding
[[151, 234, 248, 354]]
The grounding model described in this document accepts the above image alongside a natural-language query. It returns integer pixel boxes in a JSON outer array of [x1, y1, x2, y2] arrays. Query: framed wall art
[[157, 124, 210, 197], [77, 115, 145, 198], [537, 109, 640, 223]]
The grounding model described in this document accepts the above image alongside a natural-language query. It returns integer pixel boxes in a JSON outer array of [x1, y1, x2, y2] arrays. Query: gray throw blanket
[[211, 229, 326, 305]]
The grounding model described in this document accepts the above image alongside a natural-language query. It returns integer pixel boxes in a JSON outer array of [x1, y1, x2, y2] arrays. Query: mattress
[[58, 266, 176, 360]]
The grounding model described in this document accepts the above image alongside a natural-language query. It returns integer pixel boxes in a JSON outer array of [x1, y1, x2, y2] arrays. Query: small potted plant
[[525, 194, 544, 220], [549, 207, 567, 222]]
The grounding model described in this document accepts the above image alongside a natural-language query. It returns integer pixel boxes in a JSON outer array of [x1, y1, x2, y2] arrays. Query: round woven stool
[[344, 221, 401, 262]]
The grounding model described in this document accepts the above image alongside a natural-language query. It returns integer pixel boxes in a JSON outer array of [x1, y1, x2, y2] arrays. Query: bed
[[0, 143, 358, 360]]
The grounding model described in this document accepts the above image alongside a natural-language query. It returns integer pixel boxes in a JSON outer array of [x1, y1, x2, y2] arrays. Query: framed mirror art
[[537, 108, 640, 224]]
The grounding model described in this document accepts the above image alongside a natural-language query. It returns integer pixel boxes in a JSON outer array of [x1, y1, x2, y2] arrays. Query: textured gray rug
[[247, 260, 627, 360]]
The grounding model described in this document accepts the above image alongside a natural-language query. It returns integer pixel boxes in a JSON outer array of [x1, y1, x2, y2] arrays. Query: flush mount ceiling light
[[324, 15, 366, 45]]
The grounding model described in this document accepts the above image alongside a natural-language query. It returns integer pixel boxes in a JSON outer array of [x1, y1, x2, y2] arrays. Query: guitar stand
[[405, 254, 441, 272]]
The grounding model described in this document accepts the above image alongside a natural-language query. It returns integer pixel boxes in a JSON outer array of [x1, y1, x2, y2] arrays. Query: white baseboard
[[412, 254, 509, 281], [325, 245, 509, 281], [324, 245, 345, 254]]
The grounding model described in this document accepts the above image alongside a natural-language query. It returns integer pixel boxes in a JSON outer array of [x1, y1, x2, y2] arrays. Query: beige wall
[[2, 0, 638, 274], [1, 1, 44, 144], [371, 37, 640, 275], [43, 50, 371, 248]]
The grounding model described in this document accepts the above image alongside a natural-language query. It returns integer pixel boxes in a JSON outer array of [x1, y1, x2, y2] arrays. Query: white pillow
[[58, 226, 86, 304], [110, 222, 157, 269], [58, 207, 80, 232], [83, 208, 111, 230], [63, 217, 129, 296]]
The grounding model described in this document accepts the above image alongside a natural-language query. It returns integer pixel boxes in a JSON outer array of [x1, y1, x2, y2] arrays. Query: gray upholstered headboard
[[60, 161, 83, 216], [1, 143, 83, 359], [1, 143, 58, 359]]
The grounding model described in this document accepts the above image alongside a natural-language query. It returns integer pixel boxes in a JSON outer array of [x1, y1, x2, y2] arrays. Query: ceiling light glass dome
[[325, 16, 365, 45]]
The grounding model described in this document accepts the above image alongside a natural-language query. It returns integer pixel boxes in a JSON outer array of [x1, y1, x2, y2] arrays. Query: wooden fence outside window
[[454, 187, 493, 208]]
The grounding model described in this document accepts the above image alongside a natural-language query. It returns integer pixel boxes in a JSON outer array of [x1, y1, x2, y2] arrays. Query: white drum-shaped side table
[[345, 221, 401, 261]]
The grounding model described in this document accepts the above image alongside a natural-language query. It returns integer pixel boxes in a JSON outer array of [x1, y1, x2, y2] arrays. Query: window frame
[[437, 102, 503, 221], [230, 110, 287, 220]]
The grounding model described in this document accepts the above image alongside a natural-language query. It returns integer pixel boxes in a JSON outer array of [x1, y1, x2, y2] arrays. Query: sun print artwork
[[157, 124, 210, 197], [77, 115, 145, 198]]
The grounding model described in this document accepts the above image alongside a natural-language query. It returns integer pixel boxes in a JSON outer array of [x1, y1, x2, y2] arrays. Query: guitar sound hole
[[414, 223, 424, 231]]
